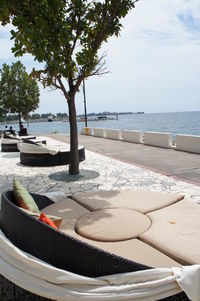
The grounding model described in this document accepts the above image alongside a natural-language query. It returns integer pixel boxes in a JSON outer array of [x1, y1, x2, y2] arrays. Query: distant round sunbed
[[1, 138, 20, 152], [19, 141, 85, 166], [1, 133, 37, 152]]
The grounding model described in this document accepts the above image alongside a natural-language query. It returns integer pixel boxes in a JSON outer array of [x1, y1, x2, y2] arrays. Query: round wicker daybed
[[1, 134, 37, 152], [0, 189, 197, 301], [18, 141, 85, 166]]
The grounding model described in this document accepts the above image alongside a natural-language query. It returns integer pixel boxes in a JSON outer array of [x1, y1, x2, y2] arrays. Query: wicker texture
[[0, 274, 54, 301], [1, 143, 19, 152], [20, 147, 85, 166], [0, 191, 189, 301]]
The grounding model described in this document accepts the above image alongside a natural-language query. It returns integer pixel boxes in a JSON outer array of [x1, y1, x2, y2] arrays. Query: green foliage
[[30, 113, 41, 120], [0, 0, 136, 94], [56, 112, 68, 118], [2, 113, 18, 122], [0, 61, 40, 120]]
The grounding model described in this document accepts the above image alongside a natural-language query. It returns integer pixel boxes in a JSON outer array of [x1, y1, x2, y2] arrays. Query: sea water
[[2, 111, 200, 137]]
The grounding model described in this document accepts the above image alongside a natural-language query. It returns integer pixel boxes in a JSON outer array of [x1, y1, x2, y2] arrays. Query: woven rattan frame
[[1, 142, 19, 152]]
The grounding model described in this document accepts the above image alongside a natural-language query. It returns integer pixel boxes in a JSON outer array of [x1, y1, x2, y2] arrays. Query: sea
[[1, 111, 200, 137]]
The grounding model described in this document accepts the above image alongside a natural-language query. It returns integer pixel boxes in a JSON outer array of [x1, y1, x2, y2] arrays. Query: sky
[[0, 0, 200, 115]]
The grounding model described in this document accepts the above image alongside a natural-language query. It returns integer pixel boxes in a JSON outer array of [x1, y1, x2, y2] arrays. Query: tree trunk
[[18, 111, 21, 131], [67, 95, 79, 175]]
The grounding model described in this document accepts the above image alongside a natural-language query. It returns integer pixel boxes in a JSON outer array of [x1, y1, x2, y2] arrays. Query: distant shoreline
[[0, 112, 144, 125], [1, 111, 200, 138]]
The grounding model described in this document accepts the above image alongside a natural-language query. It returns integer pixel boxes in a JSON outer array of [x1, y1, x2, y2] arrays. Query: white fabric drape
[[173, 265, 200, 301], [1, 228, 198, 301]]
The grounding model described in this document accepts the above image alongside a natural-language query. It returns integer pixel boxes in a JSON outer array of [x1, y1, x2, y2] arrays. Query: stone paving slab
[[0, 136, 200, 202]]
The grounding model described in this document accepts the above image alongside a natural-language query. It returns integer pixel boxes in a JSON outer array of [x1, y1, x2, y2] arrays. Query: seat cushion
[[140, 198, 200, 265], [43, 198, 181, 269], [1, 138, 20, 144], [19, 142, 46, 153], [72, 190, 184, 213], [76, 208, 151, 242], [42, 197, 89, 233]]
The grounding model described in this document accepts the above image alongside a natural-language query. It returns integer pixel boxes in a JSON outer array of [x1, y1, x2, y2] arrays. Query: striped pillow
[[13, 179, 40, 213]]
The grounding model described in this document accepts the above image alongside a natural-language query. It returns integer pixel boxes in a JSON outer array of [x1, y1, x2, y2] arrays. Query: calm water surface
[[2, 111, 200, 137]]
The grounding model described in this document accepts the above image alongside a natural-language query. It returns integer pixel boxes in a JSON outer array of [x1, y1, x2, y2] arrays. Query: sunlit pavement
[[0, 136, 200, 202]]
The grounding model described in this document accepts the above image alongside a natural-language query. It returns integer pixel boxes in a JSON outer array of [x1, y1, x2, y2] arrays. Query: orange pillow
[[21, 208, 62, 228], [38, 212, 58, 230]]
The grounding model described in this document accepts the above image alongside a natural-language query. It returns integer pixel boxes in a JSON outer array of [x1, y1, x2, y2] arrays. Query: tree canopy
[[0, 61, 40, 127], [0, 100, 6, 122], [0, 0, 137, 174], [0, 0, 136, 94]]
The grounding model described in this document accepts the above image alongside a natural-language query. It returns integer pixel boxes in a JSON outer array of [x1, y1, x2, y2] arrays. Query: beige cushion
[[19, 142, 58, 155], [76, 208, 151, 242], [1, 138, 20, 144], [42, 198, 89, 233], [140, 198, 200, 265], [72, 190, 184, 213], [43, 198, 180, 268], [96, 239, 181, 269]]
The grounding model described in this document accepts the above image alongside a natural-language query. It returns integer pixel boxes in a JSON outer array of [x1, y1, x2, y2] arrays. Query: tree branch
[[57, 76, 70, 101], [88, 52, 108, 76], [52, 78, 62, 90], [73, 73, 84, 96]]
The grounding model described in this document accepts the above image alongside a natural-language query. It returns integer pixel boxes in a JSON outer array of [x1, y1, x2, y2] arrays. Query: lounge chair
[[1, 132, 36, 152], [18, 127, 28, 136], [1, 137, 21, 152], [18, 141, 85, 166], [0, 189, 196, 300]]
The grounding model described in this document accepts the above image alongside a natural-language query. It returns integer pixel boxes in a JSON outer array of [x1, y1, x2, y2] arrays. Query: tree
[[0, 61, 40, 129], [0, 0, 138, 174]]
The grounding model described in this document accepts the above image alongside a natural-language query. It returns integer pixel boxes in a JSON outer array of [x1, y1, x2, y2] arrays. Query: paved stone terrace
[[48, 133, 200, 185], [1, 136, 200, 202]]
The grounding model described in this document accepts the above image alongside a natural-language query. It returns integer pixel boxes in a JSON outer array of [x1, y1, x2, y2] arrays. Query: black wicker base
[[161, 292, 189, 301], [1, 143, 19, 152], [0, 274, 53, 301], [20, 147, 85, 166]]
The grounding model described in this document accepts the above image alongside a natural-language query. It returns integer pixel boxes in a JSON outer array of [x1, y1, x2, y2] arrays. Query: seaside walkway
[[47, 133, 200, 185]]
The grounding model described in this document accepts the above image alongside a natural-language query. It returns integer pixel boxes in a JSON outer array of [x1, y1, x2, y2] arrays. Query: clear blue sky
[[0, 0, 200, 115]]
